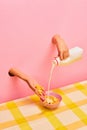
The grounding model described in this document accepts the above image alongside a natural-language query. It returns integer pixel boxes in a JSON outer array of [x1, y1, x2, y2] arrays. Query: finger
[[59, 51, 64, 60], [40, 96, 45, 101], [63, 51, 69, 59]]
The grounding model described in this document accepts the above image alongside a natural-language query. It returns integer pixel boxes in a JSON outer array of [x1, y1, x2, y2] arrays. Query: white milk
[[47, 63, 56, 96]]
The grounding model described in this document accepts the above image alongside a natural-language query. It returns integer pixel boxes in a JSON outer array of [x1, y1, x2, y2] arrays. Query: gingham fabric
[[0, 80, 87, 130]]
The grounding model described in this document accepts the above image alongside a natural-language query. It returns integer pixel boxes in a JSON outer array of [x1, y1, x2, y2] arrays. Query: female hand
[[52, 34, 69, 60]]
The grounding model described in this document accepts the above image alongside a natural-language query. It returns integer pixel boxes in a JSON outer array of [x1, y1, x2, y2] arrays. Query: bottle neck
[[52, 57, 59, 66]]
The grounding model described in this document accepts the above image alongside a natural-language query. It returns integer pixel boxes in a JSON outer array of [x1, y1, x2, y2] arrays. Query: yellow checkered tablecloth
[[0, 81, 87, 130]]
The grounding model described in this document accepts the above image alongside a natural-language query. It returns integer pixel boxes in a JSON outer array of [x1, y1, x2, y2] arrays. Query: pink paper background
[[0, 0, 87, 103]]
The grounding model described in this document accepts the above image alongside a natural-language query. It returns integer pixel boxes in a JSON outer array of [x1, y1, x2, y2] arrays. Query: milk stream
[[47, 63, 56, 96]]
